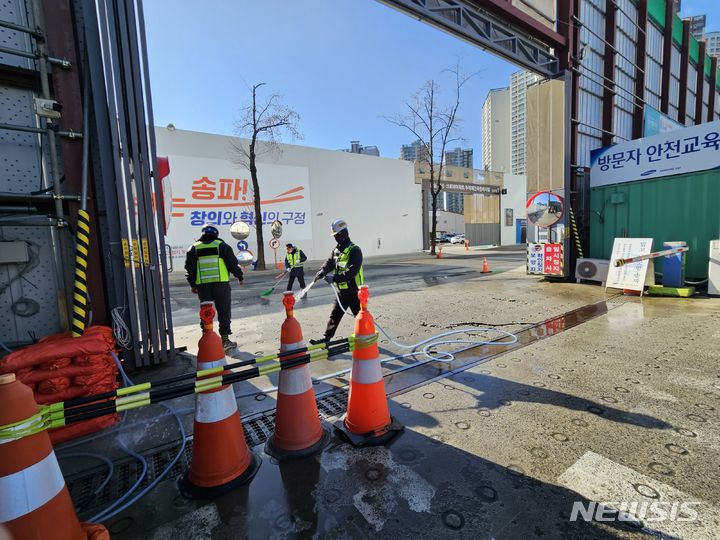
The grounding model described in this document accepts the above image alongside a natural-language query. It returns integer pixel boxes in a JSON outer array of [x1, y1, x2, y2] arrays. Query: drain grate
[[65, 388, 348, 515]]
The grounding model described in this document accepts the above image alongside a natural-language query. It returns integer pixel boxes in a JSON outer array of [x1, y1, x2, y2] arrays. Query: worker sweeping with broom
[[284, 243, 308, 292]]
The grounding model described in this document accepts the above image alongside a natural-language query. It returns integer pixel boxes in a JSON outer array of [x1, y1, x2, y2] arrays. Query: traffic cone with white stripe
[[335, 285, 403, 446], [265, 292, 329, 460], [179, 302, 260, 499], [0, 373, 109, 539]]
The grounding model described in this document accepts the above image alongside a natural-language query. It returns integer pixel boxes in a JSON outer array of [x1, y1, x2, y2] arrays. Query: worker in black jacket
[[310, 219, 364, 345], [184, 224, 244, 350], [284, 243, 307, 292]]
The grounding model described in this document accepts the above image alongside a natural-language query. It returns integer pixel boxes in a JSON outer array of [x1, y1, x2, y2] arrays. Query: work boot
[[221, 335, 237, 350], [309, 337, 329, 346]]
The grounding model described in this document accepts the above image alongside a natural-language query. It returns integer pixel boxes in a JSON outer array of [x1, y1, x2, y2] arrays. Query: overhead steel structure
[[380, 0, 563, 76]]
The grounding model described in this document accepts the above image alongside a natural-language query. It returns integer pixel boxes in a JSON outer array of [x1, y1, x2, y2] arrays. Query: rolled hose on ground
[[236, 280, 518, 399]]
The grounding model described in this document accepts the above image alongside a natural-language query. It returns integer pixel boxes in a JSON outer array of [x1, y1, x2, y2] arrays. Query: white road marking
[[558, 451, 720, 539]]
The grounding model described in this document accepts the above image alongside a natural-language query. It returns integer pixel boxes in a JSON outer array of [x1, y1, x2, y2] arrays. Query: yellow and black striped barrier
[[0, 334, 378, 441], [71, 209, 91, 337], [569, 207, 584, 259]]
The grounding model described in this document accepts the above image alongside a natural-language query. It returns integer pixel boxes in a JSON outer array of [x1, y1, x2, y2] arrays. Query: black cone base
[[333, 416, 404, 447]]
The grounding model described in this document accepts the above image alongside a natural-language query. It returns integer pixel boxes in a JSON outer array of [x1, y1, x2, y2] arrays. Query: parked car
[[438, 232, 456, 243], [449, 234, 465, 244]]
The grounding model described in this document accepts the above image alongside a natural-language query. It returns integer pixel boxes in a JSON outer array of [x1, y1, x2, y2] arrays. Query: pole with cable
[[71, 71, 91, 337]]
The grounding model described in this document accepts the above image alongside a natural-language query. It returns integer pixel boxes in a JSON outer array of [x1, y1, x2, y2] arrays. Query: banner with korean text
[[590, 120, 720, 187], [163, 154, 311, 268]]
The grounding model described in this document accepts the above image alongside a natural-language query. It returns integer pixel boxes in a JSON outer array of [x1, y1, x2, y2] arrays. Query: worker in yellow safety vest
[[285, 243, 308, 292], [184, 224, 244, 350], [310, 219, 364, 345]]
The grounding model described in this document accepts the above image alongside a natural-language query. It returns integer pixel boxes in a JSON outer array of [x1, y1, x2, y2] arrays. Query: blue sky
[[144, 1, 718, 164], [143, 0, 517, 163]]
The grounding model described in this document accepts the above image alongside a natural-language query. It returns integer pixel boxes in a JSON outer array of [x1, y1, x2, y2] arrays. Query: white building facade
[[481, 87, 511, 173], [156, 128, 422, 271], [510, 70, 541, 176]]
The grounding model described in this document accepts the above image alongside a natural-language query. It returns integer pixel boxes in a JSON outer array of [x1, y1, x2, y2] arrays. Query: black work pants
[[197, 282, 232, 336], [285, 268, 306, 291], [324, 287, 361, 340]]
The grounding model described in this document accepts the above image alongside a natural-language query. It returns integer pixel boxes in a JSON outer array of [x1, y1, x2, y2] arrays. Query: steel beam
[[42, 0, 109, 325], [601, 0, 616, 147], [378, 0, 560, 76], [695, 41, 705, 124], [632, 0, 648, 139], [678, 20, 690, 122], [709, 57, 718, 122], [660, 0, 674, 115]]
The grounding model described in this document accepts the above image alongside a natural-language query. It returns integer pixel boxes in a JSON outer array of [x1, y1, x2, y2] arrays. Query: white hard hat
[[331, 219, 347, 235]]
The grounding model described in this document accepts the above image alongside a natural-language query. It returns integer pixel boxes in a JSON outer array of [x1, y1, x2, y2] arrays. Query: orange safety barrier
[[266, 292, 329, 460], [335, 286, 403, 446], [179, 302, 260, 499], [0, 374, 108, 539]]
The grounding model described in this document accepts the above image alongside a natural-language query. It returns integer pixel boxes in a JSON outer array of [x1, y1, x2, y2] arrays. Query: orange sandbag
[[0, 326, 115, 373], [50, 413, 119, 445], [37, 376, 71, 394], [39, 356, 73, 370], [35, 382, 116, 405], [74, 353, 113, 367], [18, 363, 113, 385], [73, 368, 117, 388]]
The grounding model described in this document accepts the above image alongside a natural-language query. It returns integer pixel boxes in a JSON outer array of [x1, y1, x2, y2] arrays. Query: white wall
[[432, 211, 465, 236], [155, 128, 422, 270], [500, 174, 527, 245]]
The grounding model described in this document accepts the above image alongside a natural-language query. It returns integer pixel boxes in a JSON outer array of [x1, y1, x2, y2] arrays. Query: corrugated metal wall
[[669, 45, 681, 120], [574, 0, 720, 170], [613, 0, 636, 142], [589, 171, 720, 279], [686, 63, 697, 125], [465, 223, 500, 246], [576, 0, 606, 167], [645, 22, 664, 110]]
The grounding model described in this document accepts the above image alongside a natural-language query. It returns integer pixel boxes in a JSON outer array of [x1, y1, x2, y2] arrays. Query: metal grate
[[65, 389, 349, 515]]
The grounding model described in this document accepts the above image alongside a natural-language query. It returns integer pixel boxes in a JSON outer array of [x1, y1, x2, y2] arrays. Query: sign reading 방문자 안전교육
[[589, 120, 720, 188]]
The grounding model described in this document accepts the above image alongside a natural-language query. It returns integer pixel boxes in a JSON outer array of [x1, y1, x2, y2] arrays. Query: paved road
[[169, 247, 528, 329]]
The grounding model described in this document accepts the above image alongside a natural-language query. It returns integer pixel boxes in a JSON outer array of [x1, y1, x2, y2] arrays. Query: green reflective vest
[[334, 243, 364, 290], [194, 239, 229, 284], [286, 251, 303, 269]]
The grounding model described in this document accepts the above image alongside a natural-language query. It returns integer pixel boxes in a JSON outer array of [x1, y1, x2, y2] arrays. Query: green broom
[[260, 270, 288, 298]]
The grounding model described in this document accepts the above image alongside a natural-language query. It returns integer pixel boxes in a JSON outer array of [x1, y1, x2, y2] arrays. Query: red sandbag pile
[[0, 326, 120, 444]]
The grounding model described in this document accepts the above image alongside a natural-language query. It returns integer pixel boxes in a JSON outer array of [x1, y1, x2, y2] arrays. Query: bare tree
[[386, 67, 472, 255], [231, 83, 301, 270]]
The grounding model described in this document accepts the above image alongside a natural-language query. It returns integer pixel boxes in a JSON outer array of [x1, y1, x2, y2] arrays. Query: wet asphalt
[[57, 247, 720, 539]]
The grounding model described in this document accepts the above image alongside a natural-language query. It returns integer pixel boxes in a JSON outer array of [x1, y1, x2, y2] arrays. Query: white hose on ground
[[234, 281, 518, 399]]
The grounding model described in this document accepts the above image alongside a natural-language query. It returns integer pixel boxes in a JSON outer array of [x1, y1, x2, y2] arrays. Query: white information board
[[606, 238, 655, 294]]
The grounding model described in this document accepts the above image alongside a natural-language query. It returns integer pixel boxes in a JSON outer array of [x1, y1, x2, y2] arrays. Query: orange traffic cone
[[266, 292, 329, 460], [179, 302, 260, 498], [481, 256, 491, 273], [0, 374, 109, 539], [335, 286, 403, 446], [437, 246, 443, 259]]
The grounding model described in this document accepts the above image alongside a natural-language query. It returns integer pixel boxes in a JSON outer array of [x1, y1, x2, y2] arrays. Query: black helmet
[[201, 224, 219, 237]]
